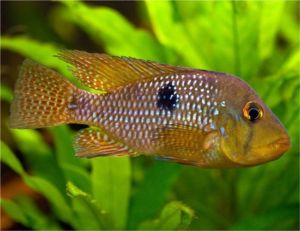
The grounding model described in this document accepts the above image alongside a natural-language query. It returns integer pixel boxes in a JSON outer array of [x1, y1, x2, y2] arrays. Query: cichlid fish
[[10, 50, 291, 168]]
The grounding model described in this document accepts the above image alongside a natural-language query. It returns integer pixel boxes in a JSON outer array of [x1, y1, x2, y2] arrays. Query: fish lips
[[227, 136, 291, 166]]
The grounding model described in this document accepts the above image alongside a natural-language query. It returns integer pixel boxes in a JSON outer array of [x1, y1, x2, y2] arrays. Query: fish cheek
[[220, 115, 252, 165]]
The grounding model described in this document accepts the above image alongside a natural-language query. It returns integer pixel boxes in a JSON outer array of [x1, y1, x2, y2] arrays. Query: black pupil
[[157, 82, 178, 112], [248, 107, 260, 121]]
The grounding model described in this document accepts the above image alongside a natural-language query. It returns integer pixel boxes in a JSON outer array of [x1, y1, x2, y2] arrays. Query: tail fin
[[10, 59, 77, 128]]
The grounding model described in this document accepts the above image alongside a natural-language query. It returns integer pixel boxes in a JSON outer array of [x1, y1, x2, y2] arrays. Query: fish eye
[[243, 102, 263, 122]]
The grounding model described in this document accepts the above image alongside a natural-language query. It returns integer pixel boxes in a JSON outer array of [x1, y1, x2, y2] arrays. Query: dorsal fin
[[58, 50, 195, 92]]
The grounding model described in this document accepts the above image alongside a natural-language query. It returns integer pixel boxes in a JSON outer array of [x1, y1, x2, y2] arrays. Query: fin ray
[[58, 50, 195, 91], [10, 60, 76, 128], [74, 127, 133, 158], [152, 124, 218, 164]]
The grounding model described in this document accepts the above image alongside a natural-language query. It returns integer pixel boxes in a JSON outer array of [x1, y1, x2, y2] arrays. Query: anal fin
[[74, 127, 132, 158]]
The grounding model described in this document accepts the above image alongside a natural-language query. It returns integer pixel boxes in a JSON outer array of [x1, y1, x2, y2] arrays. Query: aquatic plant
[[1, 0, 299, 230]]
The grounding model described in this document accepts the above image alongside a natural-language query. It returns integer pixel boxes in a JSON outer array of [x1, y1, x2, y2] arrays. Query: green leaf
[[61, 163, 91, 193], [211, 2, 261, 78], [14, 196, 61, 230], [278, 49, 300, 76], [10, 129, 66, 194], [61, 1, 166, 61], [128, 162, 181, 229], [1, 36, 71, 78], [91, 156, 131, 229], [49, 126, 91, 192], [1, 140, 25, 175], [0, 143, 73, 226], [49, 126, 76, 165], [0, 85, 13, 102], [23, 175, 74, 225], [230, 204, 299, 230], [0, 198, 28, 226], [258, 1, 285, 60], [278, 2, 299, 46], [66, 181, 111, 230], [145, 1, 206, 67], [1, 196, 61, 230], [138, 201, 194, 230]]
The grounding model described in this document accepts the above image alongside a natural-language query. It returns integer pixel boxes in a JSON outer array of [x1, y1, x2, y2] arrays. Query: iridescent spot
[[214, 109, 219, 116]]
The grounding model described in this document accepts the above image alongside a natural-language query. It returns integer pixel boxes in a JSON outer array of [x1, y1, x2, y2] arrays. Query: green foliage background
[[1, 0, 299, 230]]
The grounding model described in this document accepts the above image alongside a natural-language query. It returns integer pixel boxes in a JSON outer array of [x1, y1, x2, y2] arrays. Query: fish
[[9, 50, 291, 168]]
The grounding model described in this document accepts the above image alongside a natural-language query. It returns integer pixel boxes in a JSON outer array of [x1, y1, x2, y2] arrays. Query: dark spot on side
[[157, 82, 178, 112]]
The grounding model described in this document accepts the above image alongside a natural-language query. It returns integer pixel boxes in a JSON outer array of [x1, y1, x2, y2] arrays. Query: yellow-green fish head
[[219, 78, 291, 167]]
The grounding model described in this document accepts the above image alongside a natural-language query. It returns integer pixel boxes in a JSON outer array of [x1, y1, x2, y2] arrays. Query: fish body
[[10, 50, 291, 168]]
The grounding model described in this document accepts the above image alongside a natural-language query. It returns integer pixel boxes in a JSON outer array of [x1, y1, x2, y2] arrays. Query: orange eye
[[243, 102, 263, 122]]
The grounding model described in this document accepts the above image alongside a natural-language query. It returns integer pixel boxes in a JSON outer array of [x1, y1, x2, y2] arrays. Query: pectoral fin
[[74, 127, 133, 158], [153, 124, 204, 151], [153, 124, 221, 166]]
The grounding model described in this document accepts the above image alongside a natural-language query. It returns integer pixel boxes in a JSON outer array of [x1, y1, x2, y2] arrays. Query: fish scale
[[71, 73, 224, 158], [9, 50, 290, 167]]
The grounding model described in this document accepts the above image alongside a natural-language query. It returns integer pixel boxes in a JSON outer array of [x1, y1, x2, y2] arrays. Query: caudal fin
[[10, 59, 77, 128]]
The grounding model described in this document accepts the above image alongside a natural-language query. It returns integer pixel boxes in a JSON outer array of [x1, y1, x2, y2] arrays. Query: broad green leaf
[[49, 126, 91, 192], [278, 49, 300, 76], [145, 1, 205, 67], [0, 144, 73, 226], [1, 36, 71, 78], [174, 2, 215, 69], [278, 1, 299, 46], [128, 162, 181, 229], [61, 163, 91, 193], [23, 175, 74, 225], [91, 156, 131, 229], [0, 85, 13, 102], [281, 77, 299, 102], [211, 1, 261, 78], [61, 1, 166, 61], [0, 36, 92, 92], [258, 1, 285, 60], [1, 140, 24, 175], [49, 126, 77, 165], [10, 129, 66, 194], [138, 201, 194, 230], [66, 181, 109, 230], [0, 198, 28, 226], [14, 196, 61, 230]]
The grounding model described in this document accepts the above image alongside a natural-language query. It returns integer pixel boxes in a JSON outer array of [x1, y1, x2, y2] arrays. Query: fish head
[[218, 77, 291, 166]]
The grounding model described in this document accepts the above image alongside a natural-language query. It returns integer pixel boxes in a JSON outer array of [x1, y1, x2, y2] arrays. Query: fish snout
[[250, 134, 291, 165], [270, 135, 291, 156]]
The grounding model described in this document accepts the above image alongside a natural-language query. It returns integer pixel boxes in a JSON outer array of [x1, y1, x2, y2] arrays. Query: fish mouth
[[231, 136, 291, 166], [269, 137, 291, 153], [247, 136, 291, 165]]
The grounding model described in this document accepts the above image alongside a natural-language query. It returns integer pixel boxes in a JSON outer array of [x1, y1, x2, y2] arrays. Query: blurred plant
[[1, 0, 299, 230]]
